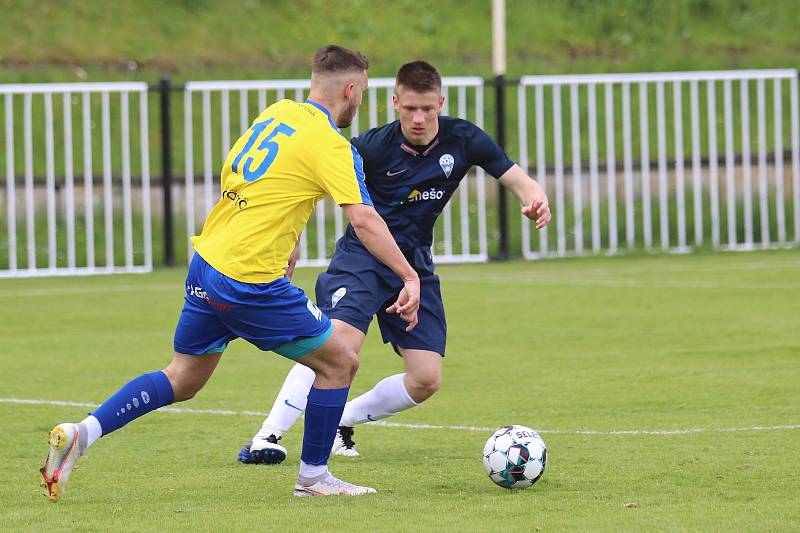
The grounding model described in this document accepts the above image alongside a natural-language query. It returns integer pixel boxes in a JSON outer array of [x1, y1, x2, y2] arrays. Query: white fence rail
[[0, 82, 152, 278], [181, 77, 488, 266], [517, 69, 799, 258]]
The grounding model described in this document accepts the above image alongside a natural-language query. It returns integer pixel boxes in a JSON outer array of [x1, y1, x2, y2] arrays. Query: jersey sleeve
[[467, 124, 515, 179], [317, 140, 373, 206]]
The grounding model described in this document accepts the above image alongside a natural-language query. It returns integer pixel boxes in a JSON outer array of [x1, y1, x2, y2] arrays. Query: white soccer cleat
[[39, 423, 84, 503], [331, 426, 360, 457], [294, 473, 376, 497]]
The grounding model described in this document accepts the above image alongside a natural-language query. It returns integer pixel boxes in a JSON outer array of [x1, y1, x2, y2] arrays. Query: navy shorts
[[173, 254, 332, 357], [315, 248, 447, 356]]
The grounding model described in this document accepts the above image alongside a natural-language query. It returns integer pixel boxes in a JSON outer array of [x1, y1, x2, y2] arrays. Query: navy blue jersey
[[343, 116, 514, 272]]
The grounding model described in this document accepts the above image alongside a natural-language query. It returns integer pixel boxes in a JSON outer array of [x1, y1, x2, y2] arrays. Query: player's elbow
[[344, 203, 380, 234]]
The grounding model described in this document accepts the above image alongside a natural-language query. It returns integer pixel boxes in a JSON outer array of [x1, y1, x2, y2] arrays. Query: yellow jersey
[[192, 100, 371, 283]]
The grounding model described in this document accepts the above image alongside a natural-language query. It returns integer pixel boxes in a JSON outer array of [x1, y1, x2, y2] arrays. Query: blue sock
[[91, 371, 175, 436], [301, 386, 349, 466]]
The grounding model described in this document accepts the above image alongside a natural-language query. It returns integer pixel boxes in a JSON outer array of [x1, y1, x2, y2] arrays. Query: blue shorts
[[173, 254, 332, 358], [315, 245, 447, 356]]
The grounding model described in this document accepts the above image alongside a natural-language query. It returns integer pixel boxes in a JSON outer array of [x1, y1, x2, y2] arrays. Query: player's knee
[[162, 368, 203, 402], [340, 347, 360, 380], [407, 373, 441, 402]]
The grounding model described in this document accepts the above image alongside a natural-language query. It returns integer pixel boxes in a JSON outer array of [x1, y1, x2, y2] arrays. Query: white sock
[[255, 363, 315, 439], [340, 373, 417, 427], [80, 415, 103, 449], [298, 461, 328, 481]]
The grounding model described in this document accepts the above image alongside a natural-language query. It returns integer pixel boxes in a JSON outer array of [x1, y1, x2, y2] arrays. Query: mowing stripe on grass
[[3, 397, 798, 436]]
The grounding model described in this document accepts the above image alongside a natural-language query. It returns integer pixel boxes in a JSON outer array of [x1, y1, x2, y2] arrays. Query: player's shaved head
[[312, 44, 369, 76], [308, 45, 369, 129]]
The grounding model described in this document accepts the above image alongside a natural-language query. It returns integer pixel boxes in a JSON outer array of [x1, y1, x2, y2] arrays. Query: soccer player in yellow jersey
[[39, 45, 421, 500]]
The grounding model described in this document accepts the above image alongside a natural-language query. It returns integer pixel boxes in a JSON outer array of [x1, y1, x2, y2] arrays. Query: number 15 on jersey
[[231, 118, 296, 182]]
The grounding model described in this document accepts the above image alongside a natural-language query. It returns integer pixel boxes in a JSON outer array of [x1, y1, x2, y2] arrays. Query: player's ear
[[392, 94, 400, 112], [343, 82, 355, 101], [437, 94, 445, 112]]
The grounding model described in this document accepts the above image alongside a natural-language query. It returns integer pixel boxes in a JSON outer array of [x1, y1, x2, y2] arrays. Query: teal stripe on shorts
[[273, 322, 334, 359]]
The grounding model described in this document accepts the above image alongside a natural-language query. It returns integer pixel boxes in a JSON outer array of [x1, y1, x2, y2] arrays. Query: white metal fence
[[0, 82, 152, 278], [2, 70, 799, 279], [517, 69, 800, 258], [181, 76, 488, 266]]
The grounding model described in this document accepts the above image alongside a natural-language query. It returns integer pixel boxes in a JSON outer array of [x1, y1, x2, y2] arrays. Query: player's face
[[338, 72, 367, 129], [393, 86, 444, 145]]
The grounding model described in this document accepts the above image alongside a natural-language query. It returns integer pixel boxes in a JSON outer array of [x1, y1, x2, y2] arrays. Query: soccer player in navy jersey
[[39, 45, 421, 501], [239, 60, 550, 464]]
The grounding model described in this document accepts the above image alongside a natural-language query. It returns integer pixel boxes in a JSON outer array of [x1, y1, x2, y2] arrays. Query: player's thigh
[[376, 274, 447, 356], [294, 325, 360, 388]]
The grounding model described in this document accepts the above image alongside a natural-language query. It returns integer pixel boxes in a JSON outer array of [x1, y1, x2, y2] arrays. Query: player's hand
[[385, 277, 420, 332], [521, 191, 551, 230]]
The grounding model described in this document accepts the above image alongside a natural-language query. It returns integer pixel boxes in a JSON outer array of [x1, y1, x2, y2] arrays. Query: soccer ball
[[482, 425, 547, 489]]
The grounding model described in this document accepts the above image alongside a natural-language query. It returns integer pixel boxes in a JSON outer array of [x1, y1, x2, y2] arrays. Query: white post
[[492, 0, 506, 77]]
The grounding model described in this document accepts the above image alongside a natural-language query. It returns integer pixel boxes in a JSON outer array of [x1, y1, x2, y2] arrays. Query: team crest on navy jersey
[[439, 154, 455, 178]]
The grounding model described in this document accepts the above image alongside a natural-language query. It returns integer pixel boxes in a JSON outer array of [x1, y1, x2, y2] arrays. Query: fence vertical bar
[[791, 75, 799, 243], [202, 90, 213, 215], [621, 82, 634, 248], [740, 80, 753, 247], [44, 92, 57, 270], [773, 79, 785, 243], [570, 83, 583, 253], [639, 82, 652, 249], [121, 92, 134, 268], [220, 90, 230, 161], [604, 82, 617, 253], [756, 78, 769, 246], [239, 89, 249, 133], [82, 92, 94, 268], [707, 81, 720, 248], [587, 83, 600, 252], [656, 82, 669, 249], [723, 80, 737, 246], [24, 93, 34, 269], [101, 92, 113, 269], [553, 85, 566, 255], [140, 90, 152, 270], [63, 92, 76, 269], [5, 95, 16, 271], [690, 80, 703, 246], [673, 81, 686, 249]]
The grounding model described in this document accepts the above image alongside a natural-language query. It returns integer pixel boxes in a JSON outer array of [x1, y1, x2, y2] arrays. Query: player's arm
[[341, 203, 420, 331], [498, 165, 551, 230], [286, 237, 300, 280]]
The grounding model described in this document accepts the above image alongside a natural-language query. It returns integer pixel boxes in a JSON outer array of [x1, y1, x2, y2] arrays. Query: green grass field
[[2, 250, 800, 531]]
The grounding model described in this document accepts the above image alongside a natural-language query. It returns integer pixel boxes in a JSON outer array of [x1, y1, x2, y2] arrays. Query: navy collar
[[305, 100, 339, 131]]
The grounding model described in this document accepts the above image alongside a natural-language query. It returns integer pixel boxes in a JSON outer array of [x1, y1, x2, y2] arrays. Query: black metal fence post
[[158, 77, 175, 266], [494, 74, 509, 260]]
